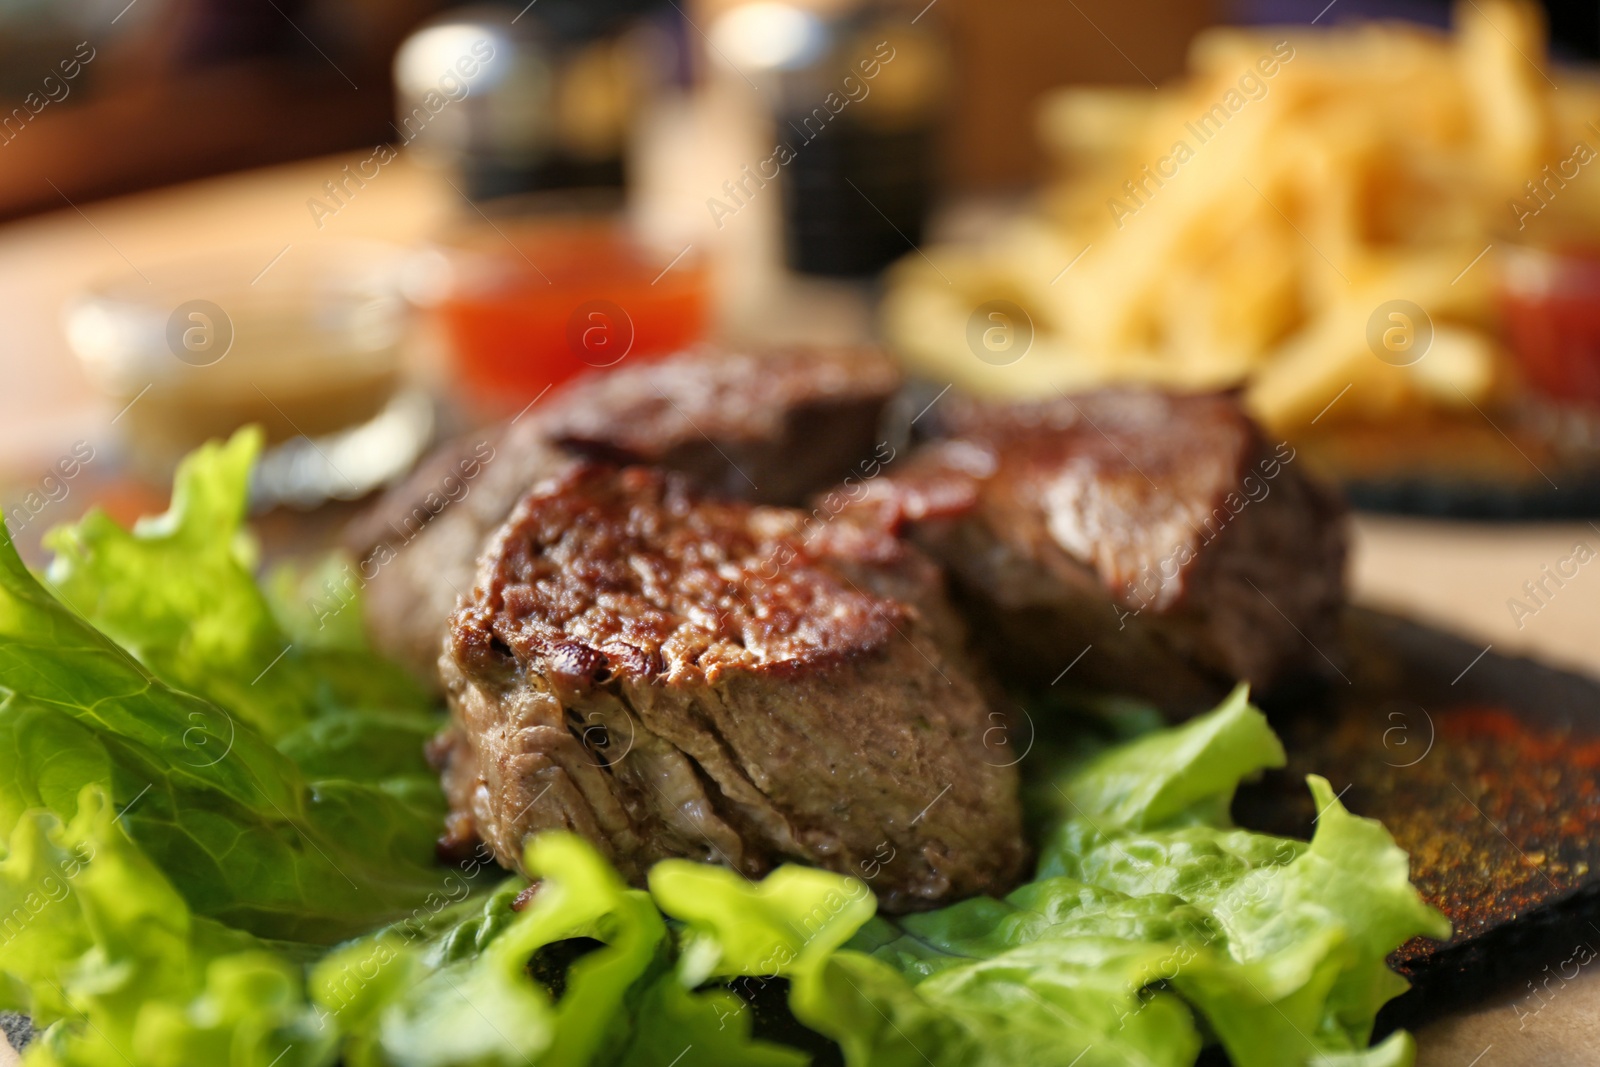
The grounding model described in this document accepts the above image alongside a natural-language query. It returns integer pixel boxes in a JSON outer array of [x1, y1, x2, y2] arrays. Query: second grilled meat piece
[[348, 345, 902, 679], [541, 343, 900, 505], [857, 390, 1346, 711], [437, 464, 1027, 912]]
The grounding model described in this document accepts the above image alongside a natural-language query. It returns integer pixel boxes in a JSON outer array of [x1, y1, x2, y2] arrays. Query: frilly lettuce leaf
[[40, 430, 288, 734], [0, 438, 451, 944], [0, 786, 333, 1067], [42, 428, 436, 752], [38, 428, 440, 794], [648, 861, 874, 987], [314, 833, 806, 1067], [1168, 776, 1452, 1064], [655, 862, 1199, 1067], [1046, 682, 1287, 833]]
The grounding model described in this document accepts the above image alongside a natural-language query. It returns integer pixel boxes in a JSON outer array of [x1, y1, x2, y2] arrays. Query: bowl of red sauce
[[1498, 245, 1600, 409], [419, 207, 709, 414]]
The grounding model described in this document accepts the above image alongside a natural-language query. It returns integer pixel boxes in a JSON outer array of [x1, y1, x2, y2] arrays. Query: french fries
[[885, 1, 1599, 433]]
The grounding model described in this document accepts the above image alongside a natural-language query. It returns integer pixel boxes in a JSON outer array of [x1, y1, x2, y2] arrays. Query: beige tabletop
[[1, 158, 1597, 1065]]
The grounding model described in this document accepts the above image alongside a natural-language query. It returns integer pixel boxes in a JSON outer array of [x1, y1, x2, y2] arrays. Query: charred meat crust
[[348, 345, 903, 681], [439, 465, 1027, 912], [541, 343, 901, 506], [450, 466, 911, 687], [858, 390, 1347, 711]]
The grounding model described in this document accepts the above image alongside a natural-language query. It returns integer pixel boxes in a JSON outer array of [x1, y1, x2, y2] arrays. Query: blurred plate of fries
[[884, 0, 1600, 516]]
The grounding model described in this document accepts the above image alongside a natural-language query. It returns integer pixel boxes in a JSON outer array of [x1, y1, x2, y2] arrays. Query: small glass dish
[[407, 195, 710, 415], [64, 240, 433, 507], [1498, 244, 1600, 410]]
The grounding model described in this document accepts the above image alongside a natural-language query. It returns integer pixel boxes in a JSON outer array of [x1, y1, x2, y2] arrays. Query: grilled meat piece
[[353, 431, 579, 680], [540, 343, 900, 505], [859, 390, 1346, 711], [436, 465, 1027, 912], [348, 345, 902, 679]]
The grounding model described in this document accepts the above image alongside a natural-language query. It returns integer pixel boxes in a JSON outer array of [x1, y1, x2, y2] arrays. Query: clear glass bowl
[[64, 240, 433, 506]]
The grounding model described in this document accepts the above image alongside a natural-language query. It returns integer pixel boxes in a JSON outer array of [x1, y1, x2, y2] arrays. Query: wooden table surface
[[2, 157, 1597, 1065]]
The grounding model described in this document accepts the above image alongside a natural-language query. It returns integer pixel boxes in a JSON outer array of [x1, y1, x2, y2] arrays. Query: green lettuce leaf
[[655, 862, 1199, 1067], [315, 833, 806, 1067], [42, 428, 436, 754], [649, 861, 875, 986], [40, 431, 288, 734], [1167, 776, 1452, 1064], [1044, 682, 1287, 835], [263, 552, 372, 653], [0, 786, 334, 1067], [0, 498, 449, 943]]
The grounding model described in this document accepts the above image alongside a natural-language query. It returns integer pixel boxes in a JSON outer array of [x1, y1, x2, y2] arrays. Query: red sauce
[[1498, 246, 1600, 408], [436, 220, 708, 414]]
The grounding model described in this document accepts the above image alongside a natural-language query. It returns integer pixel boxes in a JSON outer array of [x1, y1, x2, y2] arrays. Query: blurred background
[[7, 0, 1600, 676], [8, 0, 1600, 221]]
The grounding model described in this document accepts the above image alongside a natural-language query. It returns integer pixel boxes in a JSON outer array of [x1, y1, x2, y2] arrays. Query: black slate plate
[[1240, 606, 1600, 1029], [1295, 404, 1600, 520], [1342, 471, 1600, 520]]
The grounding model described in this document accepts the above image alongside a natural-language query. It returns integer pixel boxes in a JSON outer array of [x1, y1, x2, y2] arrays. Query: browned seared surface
[[437, 465, 1026, 911], [541, 343, 900, 505], [347, 345, 902, 679], [858, 390, 1346, 711]]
